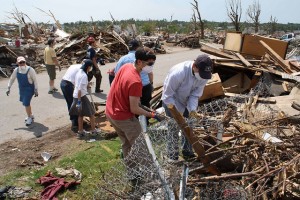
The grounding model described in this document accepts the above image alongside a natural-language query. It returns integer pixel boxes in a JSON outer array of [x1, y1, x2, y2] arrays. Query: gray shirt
[[161, 61, 208, 113]]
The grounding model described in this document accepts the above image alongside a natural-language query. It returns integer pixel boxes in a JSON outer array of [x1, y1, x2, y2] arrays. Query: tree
[[246, 0, 261, 33], [226, 0, 242, 31], [268, 15, 278, 34], [190, 0, 204, 39], [191, 10, 197, 32]]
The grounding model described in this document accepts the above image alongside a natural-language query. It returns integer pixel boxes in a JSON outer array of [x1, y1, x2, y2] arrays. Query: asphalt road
[[0, 47, 203, 144]]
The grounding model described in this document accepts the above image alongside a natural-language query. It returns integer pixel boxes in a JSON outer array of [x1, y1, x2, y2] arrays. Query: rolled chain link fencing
[[95, 73, 282, 199]]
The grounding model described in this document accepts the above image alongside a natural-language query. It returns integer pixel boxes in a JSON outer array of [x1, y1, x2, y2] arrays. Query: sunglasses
[[18, 61, 26, 64]]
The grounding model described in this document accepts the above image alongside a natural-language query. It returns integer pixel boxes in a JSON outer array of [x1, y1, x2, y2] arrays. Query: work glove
[[151, 112, 164, 122], [189, 111, 202, 119], [6, 88, 10, 96], [76, 100, 82, 113], [34, 89, 38, 97]]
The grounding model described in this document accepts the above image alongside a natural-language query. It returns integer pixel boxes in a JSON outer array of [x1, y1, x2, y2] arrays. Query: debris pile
[[97, 33, 300, 199]]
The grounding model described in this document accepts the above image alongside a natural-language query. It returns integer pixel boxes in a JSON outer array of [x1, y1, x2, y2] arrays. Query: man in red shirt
[[106, 47, 157, 159]]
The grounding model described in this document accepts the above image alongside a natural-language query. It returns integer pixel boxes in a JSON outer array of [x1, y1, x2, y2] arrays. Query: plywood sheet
[[241, 34, 288, 59], [224, 32, 243, 52]]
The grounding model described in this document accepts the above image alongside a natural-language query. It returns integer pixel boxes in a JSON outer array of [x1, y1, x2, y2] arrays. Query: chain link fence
[[95, 73, 299, 199]]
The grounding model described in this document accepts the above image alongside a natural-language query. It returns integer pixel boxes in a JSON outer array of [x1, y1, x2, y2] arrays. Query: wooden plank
[[224, 93, 276, 104], [235, 53, 253, 67], [222, 72, 251, 93], [259, 40, 293, 74], [168, 104, 220, 175], [200, 43, 237, 59], [199, 73, 224, 101]]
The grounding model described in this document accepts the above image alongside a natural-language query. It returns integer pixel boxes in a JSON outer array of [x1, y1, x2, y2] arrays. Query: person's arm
[[51, 48, 60, 70], [129, 96, 153, 118], [162, 70, 183, 106], [148, 72, 153, 84], [29, 68, 38, 91], [7, 68, 17, 89], [114, 58, 124, 74], [92, 57, 98, 70], [186, 79, 208, 112]]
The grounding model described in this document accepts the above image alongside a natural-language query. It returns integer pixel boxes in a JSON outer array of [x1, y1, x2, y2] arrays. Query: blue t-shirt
[[87, 46, 96, 59], [114, 51, 150, 86]]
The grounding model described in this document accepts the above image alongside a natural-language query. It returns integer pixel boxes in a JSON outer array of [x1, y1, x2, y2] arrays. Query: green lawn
[[0, 138, 122, 199]]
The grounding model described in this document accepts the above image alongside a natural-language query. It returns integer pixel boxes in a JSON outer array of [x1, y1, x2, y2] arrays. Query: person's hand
[[34, 89, 38, 97], [87, 86, 91, 94], [189, 111, 203, 119], [151, 112, 164, 122], [76, 100, 82, 113], [6, 88, 10, 96]]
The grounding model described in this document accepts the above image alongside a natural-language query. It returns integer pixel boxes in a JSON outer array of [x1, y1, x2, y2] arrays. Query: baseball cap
[[17, 56, 26, 63], [194, 54, 212, 79], [135, 47, 156, 61], [128, 39, 139, 49]]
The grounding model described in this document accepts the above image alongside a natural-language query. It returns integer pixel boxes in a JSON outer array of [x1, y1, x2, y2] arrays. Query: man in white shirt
[[60, 63, 82, 131], [6, 56, 38, 126], [161, 54, 212, 160]]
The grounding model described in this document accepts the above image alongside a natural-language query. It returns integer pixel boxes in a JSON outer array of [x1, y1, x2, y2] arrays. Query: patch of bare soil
[[0, 112, 117, 177], [0, 126, 80, 176]]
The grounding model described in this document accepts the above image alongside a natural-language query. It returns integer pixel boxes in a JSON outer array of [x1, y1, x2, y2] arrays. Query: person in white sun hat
[[6, 56, 38, 126]]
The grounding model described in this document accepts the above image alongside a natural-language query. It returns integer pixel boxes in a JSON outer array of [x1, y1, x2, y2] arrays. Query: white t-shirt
[[73, 69, 88, 98], [62, 64, 81, 85]]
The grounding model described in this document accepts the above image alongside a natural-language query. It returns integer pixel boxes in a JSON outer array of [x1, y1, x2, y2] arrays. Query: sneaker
[[25, 115, 34, 122], [25, 117, 33, 126], [77, 130, 90, 138], [91, 128, 101, 136], [53, 88, 58, 92], [48, 90, 54, 94]]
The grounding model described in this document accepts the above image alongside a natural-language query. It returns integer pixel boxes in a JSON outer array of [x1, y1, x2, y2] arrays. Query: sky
[[0, 0, 299, 24]]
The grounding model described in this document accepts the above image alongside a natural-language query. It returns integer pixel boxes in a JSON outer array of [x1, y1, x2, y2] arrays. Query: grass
[[0, 138, 123, 199]]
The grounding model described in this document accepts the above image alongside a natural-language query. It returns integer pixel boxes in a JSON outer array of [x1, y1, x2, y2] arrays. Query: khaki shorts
[[45, 64, 56, 80], [106, 115, 141, 158]]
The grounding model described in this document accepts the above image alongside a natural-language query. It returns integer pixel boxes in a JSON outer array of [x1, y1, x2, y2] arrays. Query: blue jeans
[[60, 80, 78, 126], [162, 102, 194, 160]]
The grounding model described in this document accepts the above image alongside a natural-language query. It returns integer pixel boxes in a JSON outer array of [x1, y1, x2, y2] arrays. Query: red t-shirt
[[105, 63, 142, 120]]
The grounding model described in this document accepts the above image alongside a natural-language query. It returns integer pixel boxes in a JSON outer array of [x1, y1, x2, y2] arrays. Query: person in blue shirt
[[86, 37, 103, 93], [113, 39, 155, 112], [161, 54, 213, 161]]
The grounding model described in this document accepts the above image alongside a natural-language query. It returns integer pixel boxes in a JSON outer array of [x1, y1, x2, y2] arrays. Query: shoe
[[77, 130, 90, 138], [48, 90, 54, 94], [95, 89, 103, 93], [91, 128, 101, 136], [25, 115, 34, 122], [71, 126, 78, 133], [25, 117, 33, 126], [53, 88, 58, 92]]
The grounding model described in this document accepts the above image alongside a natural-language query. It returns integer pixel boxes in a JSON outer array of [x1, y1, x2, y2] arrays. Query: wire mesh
[[96, 73, 299, 199]]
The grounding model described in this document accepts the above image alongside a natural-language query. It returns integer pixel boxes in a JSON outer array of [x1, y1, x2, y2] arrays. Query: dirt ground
[[0, 112, 117, 177]]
